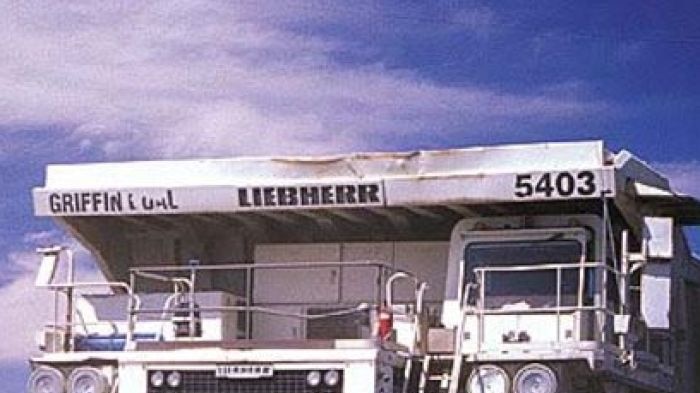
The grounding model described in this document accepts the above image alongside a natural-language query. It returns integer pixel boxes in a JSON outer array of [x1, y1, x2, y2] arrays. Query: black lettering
[[49, 193, 61, 213], [238, 189, 251, 207], [321, 186, 333, 204], [535, 173, 554, 197], [278, 187, 299, 206], [514, 174, 533, 197], [344, 185, 357, 204], [252, 188, 262, 206], [335, 185, 345, 204], [166, 190, 178, 209], [277, 187, 290, 206], [358, 185, 367, 203], [263, 187, 276, 206], [366, 184, 380, 203], [359, 184, 381, 203], [109, 192, 123, 212], [556, 172, 575, 196], [300, 187, 319, 205], [577, 171, 597, 196], [236, 184, 381, 208], [91, 192, 101, 212], [128, 193, 136, 210], [287, 187, 298, 205], [62, 194, 74, 213], [142, 196, 154, 210], [80, 193, 90, 212]]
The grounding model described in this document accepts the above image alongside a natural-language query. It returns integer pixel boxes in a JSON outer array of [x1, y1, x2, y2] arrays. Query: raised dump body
[[26, 140, 700, 393]]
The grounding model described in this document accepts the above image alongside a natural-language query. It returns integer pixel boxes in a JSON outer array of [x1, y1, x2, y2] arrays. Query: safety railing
[[127, 261, 423, 342], [38, 257, 427, 353], [40, 281, 142, 352], [469, 261, 621, 350]]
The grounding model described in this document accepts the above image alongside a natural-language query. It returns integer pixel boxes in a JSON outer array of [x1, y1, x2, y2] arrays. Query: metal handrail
[[128, 260, 420, 342], [447, 282, 476, 393], [472, 261, 618, 273], [39, 260, 421, 353], [477, 306, 616, 316], [41, 282, 141, 350], [129, 260, 401, 273], [469, 261, 621, 347], [135, 304, 373, 320]]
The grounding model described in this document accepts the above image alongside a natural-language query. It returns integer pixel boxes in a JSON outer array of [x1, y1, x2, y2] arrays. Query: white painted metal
[[252, 241, 446, 346], [393, 242, 449, 303], [641, 263, 672, 329], [36, 346, 387, 393], [442, 216, 599, 329], [340, 242, 395, 302], [27, 140, 700, 393], [644, 217, 674, 259], [79, 292, 243, 341], [35, 248, 60, 286], [254, 244, 342, 304], [33, 141, 621, 216], [41, 141, 607, 188]]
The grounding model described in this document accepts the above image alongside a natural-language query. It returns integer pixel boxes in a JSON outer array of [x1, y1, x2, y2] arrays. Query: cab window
[[464, 239, 583, 309]]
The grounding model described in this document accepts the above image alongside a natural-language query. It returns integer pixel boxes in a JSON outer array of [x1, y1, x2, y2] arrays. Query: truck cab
[[26, 141, 700, 393]]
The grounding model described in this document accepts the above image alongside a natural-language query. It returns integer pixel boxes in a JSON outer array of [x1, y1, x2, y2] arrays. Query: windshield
[[464, 239, 583, 309]]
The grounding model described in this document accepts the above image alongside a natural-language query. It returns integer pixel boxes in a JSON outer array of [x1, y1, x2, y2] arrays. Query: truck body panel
[[25, 140, 700, 393]]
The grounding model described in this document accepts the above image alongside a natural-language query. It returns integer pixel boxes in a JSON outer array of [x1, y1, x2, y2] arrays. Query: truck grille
[[147, 370, 343, 393]]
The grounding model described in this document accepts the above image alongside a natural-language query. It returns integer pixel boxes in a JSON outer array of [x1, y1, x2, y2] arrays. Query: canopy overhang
[[632, 182, 700, 225], [32, 140, 700, 234], [34, 140, 617, 217], [33, 140, 700, 281]]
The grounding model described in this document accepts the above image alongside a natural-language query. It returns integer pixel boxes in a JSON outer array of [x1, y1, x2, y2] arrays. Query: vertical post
[[619, 230, 630, 350], [64, 249, 74, 352], [189, 266, 197, 338], [246, 265, 252, 339], [64, 288, 73, 352], [600, 190, 612, 344], [620, 231, 629, 314], [53, 290, 59, 352], [126, 271, 136, 348], [477, 269, 485, 352], [556, 266, 562, 343], [457, 258, 465, 311], [375, 265, 381, 309]]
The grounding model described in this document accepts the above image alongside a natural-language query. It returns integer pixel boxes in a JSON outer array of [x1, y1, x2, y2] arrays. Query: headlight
[[306, 371, 321, 386], [149, 371, 164, 388], [467, 365, 509, 393], [166, 371, 182, 388], [513, 364, 558, 393], [27, 366, 65, 393], [324, 370, 340, 386], [68, 367, 108, 393]]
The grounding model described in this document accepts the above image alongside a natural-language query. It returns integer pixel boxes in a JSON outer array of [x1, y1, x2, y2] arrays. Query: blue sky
[[1, 1, 700, 390]]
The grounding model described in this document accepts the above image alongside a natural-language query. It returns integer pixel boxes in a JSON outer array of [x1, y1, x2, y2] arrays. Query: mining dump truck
[[27, 141, 700, 393]]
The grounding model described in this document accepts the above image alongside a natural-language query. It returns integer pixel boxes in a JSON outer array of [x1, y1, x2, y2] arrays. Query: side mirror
[[643, 217, 674, 259], [35, 246, 63, 286]]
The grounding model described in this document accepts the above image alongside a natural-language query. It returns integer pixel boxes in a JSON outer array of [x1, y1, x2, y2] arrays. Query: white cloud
[[0, 1, 602, 159], [0, 232, 104, 361], [654, 161, 700, 198], [0, 1, 606, 366], [22, 230, 63, 245], [0, 250, 58, 361]]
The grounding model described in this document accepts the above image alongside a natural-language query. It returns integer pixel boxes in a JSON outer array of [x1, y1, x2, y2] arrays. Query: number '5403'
[[514, 171, 597, 198]]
